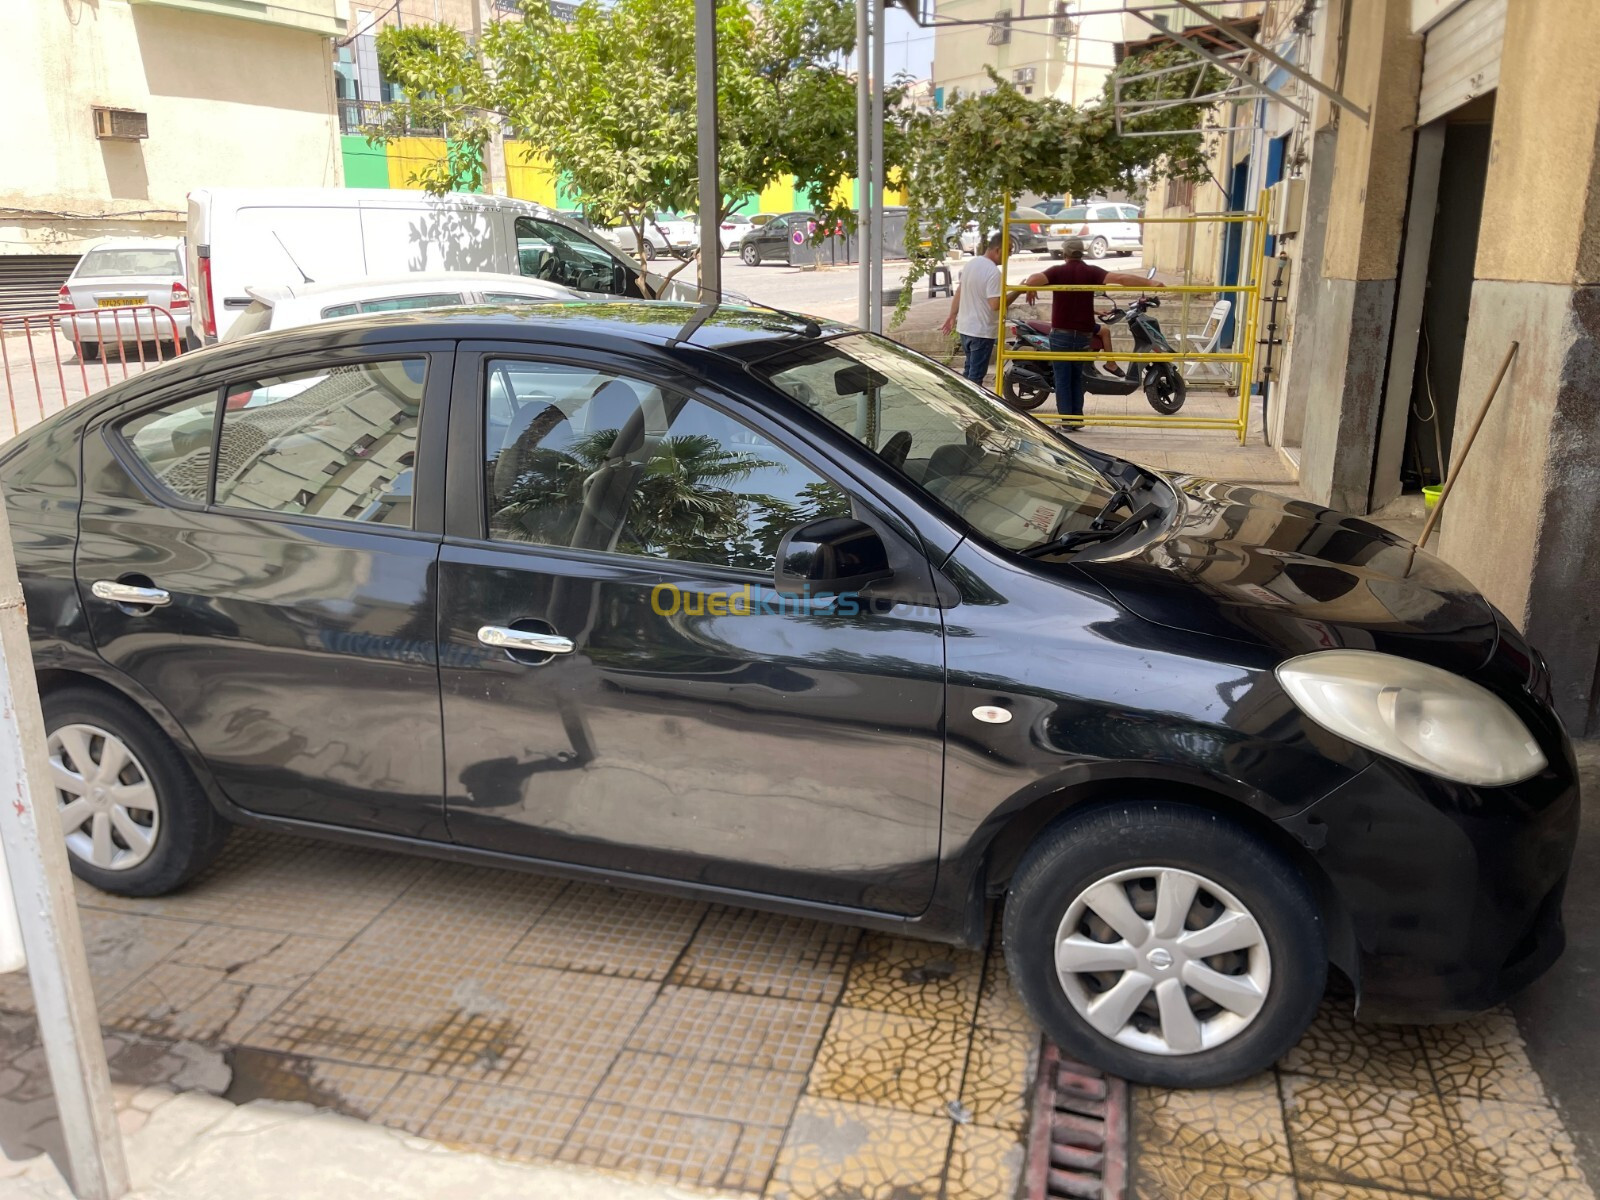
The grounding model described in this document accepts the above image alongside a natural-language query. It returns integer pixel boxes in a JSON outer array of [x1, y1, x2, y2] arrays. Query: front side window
[[485, 360, 846, 570], [514, 217, 627, 295], [215, 359, 425, 527], [755, 334, 1115, 551], [119, 390, 219, 503]]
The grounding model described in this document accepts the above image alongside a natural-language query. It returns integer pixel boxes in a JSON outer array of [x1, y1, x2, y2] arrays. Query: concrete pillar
[[1295, 0, 1421, 512], [1436, 0, 1600, 734]]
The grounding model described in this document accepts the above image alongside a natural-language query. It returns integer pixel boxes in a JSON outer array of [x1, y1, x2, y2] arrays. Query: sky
[[848, 7, 936, 80]]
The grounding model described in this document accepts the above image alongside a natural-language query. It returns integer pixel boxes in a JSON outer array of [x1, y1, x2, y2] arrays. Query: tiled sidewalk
[[0, 832, 1035, 1198]]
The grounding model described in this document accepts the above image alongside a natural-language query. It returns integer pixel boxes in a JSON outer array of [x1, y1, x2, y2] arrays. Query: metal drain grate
[[1023, 1041, 1128, 1200]]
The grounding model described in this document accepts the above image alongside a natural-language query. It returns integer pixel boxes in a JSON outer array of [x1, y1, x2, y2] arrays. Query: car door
[[435, 344, 947, 914], [75, 343, 453, 838], [753, 216, 788, 261]]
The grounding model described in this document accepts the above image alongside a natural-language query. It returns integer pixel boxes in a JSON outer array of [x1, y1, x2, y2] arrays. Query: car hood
[[1080, 477, 1499, 674]]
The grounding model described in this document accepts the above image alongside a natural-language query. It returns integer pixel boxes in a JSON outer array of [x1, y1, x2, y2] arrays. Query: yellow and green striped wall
[[342, 136, 904, 214]]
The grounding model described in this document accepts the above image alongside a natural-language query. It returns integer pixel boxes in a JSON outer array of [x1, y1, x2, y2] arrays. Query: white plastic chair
[[1183, 299, 1233, 382]]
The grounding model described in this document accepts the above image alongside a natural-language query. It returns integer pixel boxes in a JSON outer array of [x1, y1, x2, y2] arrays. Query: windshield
[[78, 249, 181, 278], [754, 334, 1115, 550]]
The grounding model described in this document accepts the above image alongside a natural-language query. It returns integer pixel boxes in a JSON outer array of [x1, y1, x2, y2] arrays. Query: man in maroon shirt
[[1022, 237, 1160, 425]]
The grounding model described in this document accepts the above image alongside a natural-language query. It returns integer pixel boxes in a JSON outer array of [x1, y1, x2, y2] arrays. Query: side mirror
[[774, 516, 893, 597]]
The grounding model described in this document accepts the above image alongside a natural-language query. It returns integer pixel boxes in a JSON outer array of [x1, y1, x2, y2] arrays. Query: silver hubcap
[[1054, 867, 1270, 1056], [48, 723, 160, 871]]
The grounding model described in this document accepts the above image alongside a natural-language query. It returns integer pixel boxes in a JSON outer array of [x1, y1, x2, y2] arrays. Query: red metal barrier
[[0, 306, 184, 439]]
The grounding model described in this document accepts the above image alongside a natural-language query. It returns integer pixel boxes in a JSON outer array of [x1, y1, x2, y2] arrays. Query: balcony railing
[[337, 100, 445, 138]]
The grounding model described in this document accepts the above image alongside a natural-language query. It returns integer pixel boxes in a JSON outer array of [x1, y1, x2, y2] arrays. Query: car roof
[[244, 272, 576, 303]]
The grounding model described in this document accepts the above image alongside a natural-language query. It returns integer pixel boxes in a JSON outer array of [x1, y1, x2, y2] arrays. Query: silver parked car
[[1049, 203, 1144, 259], [220, 272, 578, 342], [58, 237, 191, 358]]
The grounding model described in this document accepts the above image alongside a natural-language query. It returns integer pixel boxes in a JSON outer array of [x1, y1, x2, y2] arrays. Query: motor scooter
[[1000, 268, 1187, 415]]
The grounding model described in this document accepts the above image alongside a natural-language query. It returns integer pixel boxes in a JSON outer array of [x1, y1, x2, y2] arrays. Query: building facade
[[930, 1, 1120, 108], [0, 0, 345, 314]]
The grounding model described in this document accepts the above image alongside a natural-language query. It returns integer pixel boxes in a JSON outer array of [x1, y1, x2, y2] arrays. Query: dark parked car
[[739, 211, 817, 265], [3, 302, 1575, 1088]]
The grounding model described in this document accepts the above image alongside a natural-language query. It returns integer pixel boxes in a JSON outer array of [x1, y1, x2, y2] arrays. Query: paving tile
[[959, 1027, 1037, 1133], [1277, 1000, 1434, 1090], [353, 863, 568, 966], [667, 906, 860, 1003], [559, 1100, 742, 1189], [1132, 1071, 1290, 1175], [1282, 1075, 1490, 1195], [100, 962, 234, 1039], [302, 1061, 403, 1118], [839, 933, 983, 1023], [1296, 1186, 1453, 1200], [1453, 1096, 1597, 1200], [626, 987, 834, 1073], [506, 884, 705, 980], [424, 1080, 585, 1163], [1131, 1152, 1298, 1200], [764, 1096, 951, 1200], [167, 926, 288, 974], [1420, 1007, 1548, 1105], [595, 1050, 807, 1128], [807, 1008, 968, 1118], [975, 948, 1035, 1035], [368, 1072, 457, 1132], [946, 1123, 1026, 1200], [723, 1122, 786, 1194]]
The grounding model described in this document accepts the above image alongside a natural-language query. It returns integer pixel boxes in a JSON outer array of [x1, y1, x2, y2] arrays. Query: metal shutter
[[1418, 0, 1506, 125], [0, 254, 81, 319]]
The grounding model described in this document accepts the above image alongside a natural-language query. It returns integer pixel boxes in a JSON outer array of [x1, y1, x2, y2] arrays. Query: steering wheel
[[879, 430, 913, 471]]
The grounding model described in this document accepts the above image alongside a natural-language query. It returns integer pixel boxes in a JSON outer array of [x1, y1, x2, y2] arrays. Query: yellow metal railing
[[991, 191, 1270, 443]]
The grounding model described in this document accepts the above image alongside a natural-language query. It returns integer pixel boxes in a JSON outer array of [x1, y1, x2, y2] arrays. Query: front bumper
[[1279, 745, 1578, 1023]]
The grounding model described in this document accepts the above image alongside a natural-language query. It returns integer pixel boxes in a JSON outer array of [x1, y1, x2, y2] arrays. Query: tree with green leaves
[[374, 0, 896, 292], [896, 48, 1226, 320]]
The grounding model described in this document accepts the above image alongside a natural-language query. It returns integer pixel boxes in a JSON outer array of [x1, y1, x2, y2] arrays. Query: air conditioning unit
[[1013, 67, 1036, 84], [92, 107, 148, 141], [1267, 176, 1306, 237], [987, 10, 1011, 44]]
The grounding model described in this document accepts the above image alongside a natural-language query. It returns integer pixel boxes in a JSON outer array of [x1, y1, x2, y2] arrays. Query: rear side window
[[360, 293, 462, 314], [214, 359, 426, 527], [119, 391, 219, 503], [1062, 206, 1088, 221]]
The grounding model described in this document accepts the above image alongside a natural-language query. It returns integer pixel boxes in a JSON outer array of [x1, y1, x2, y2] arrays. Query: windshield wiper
[[1022, 497, 1161, 558]]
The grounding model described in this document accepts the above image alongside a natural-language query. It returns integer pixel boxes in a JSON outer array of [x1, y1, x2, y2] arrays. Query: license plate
[[95, 297, 146, 308]]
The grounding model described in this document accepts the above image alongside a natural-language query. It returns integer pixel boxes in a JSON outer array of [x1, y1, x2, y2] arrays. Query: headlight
[[1276, 650, 1547, 786]]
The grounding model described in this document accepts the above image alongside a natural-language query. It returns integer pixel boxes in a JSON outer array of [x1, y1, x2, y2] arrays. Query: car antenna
[[271, 231, 315, 284]]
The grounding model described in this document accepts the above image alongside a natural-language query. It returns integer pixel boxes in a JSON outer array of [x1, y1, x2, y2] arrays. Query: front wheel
[[741, 243, 760, 266], [42, 687, 230, 897], [1145, 368, 1187, 414], [1003, 802, 1325, 1088], [1001, 363, 1051, 411]]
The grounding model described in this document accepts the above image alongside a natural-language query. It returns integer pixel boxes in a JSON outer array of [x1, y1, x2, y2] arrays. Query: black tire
[[78, 342, 101, 363], [1001, 363, 1051, 411], [1002, 802, 1324, 1088], [741, 243, 760, 266], [41, 687, 230, 897], [1144, 368, 1187, 414]]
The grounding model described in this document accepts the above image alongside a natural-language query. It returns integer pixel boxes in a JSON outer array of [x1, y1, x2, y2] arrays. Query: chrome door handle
[[477, 625, 574, 655], [91, 580, 171, 607]]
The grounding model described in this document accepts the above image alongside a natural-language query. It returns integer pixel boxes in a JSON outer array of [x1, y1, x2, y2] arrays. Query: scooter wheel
[[1145, 369, 1187, 414], [1002, 365, 1051, 411]]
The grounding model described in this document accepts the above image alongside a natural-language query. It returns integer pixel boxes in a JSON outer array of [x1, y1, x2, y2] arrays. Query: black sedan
[[2, 301, 1575, 1088], [739, 211, 817, 265]]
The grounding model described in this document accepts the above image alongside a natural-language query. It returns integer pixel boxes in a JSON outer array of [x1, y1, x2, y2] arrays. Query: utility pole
[[0, 516, 128, 1199], [856, 0, 871, 329], [868, 0, 886, 333], [694, 0, 721, 296]]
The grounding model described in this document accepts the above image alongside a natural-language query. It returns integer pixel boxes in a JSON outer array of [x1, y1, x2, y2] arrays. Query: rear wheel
[[77, 341, 101, 363], [1003, 802, 1324, 1088], [1089, 236, 1109, 259], [741, 243, 761, 266], [642, 242, 658, 261], [1001, 363, 1051, 411], [42, 688, 229, 897], [1145, 368, 1187, 414]]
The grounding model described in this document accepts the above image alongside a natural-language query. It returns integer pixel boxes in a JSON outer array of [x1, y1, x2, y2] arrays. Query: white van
[[186, 188, 694, 344]]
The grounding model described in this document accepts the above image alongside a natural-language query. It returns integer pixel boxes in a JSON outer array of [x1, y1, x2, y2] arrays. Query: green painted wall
[[341, 135, 390, 189]]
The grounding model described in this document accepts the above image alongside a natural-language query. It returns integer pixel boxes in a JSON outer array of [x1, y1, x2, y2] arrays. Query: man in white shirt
[[940, 233, 1004, 384]]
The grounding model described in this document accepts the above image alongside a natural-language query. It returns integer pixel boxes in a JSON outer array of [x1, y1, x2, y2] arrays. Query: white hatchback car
[[1049, 203, 1144, 259], [220, 272, 578, 342], [58, 237, 190, 358]]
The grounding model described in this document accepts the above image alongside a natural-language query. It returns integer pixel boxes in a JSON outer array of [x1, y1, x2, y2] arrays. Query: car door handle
[[91, 580, 172, 607], [477, 625, 575, 655]]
